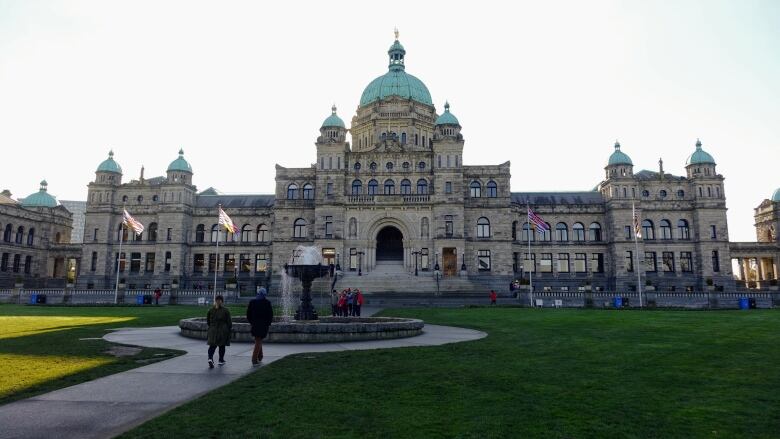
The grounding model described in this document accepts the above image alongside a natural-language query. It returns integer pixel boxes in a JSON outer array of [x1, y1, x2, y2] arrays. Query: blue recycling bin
[[614, 297, 623, 308], [738, 297, 749, 310], [136, 294, 144, 305], [29, 294, 37, 305]]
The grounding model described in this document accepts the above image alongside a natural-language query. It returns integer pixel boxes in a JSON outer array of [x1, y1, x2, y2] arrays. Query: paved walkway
[[0, 317, 485, 439]]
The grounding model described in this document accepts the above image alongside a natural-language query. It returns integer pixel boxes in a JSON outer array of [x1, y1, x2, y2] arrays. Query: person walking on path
[[354, 289, 364, 317], [489, 290, 497, 306], [330, 289, 339, 316], [246, 287, 273, 366], [206, 294, 232, 368]]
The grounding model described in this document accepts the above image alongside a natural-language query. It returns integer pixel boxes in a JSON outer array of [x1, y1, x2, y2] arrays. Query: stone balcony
[[347, 194, 431, 205]]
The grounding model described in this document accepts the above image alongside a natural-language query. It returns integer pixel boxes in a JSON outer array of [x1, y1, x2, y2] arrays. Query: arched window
[[15, 226, 24, 244], [293, 218, 307, 238], [241, 224, 252, 242], [522, 222, 534, 242], [512, 221, 518, 240], [367, 179, 378, 195], [486, 181, 498, 198], [417, 179, 428, 194], [354, 162, 361, 171], [642, 220, 655, 240], [27, 228, 35, 246], [257, 224, 269, 242], [386, 162, 394, 170], [147, 223, 158, 241], [477, 217, 491, 238], [642, 190, 649, 198], [678, 219, 690, 240], [302, 183, 314, 200], [118, 223, 128, 242], [470, 181, 481, 198], [400, 179, 411, 194], [3, 224, 12, 242], [287, 183, 299, 199], [572, 222, 585, 241], [418, 161, 426, 170], [384, 179, 395, 195], [660, 220, 672, 240], [195, 224, 205, 243], [589, 222, 602, 241], [401, 133, 406, 144], [677, 189, 685, 198], [351, 179, 362, 195], [211, 224, 224, 242], [370, 162, 377, 171], [539, 223, 552, 241], [556, 222, 568, 241]]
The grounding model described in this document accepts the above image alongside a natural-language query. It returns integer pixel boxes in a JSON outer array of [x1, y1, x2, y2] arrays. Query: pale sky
[[1, 1, 778, 241]]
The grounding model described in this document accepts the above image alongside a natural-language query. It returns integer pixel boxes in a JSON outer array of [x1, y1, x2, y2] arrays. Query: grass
[[119, 308, 780, 439], [0, 304, 240, 405]]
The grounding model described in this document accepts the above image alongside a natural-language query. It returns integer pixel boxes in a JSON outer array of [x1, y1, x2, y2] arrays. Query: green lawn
[[120, 308, 780, 439], [0, 304, 239, 405]]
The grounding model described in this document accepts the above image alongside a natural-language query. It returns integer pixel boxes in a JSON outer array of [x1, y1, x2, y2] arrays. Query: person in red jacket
[[489, 290, 497, 306], [355, 289, 364, 316], [337, 290, 348, 317]]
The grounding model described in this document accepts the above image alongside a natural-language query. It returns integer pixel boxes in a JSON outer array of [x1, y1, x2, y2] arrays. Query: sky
[[0, 0, 778, 241]]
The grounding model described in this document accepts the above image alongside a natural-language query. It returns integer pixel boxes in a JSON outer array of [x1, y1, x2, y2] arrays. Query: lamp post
[[357, 251, 364, 276], [412, 248, 420, 276]]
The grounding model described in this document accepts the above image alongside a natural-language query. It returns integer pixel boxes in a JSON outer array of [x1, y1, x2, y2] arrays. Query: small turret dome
[[22, 180, 58, 208], [322, 105, 345, 128], [608, 141, 633, 166], [772, 187, 780, 202], [685, 139, 716, 165], [96, 150, 122, 174], [435, 102, 460, 126], [167, 149, 193, 173]]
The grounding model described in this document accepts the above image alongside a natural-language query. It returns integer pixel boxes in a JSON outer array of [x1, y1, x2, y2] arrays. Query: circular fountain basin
[[179, 316, 425, 343]]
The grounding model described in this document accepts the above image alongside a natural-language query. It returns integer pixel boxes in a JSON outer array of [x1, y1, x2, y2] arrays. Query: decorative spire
[[39, 180, 48, 191], [178, 148, 184, 156], [659, 158, 664, 174], [108, 150, 114, 158], [696, 138, 702, 149], [394, 27, 399, 40], [444, 101, 450, 112], [614, 140, 621, 150], [331, 104, 337, 114]]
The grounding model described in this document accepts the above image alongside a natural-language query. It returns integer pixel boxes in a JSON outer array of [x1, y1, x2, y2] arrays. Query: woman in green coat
[[206, 295, 232, 368]]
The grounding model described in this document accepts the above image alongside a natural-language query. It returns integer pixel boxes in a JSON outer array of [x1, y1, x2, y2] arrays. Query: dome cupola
[[359, 30, 433, 107], [167, 149, 193, 173], [685, 138, 716, 165], [772, 187, 780, 202], [96, 150, 122, 174], [435, 101, 460, 126], [21, 180, 58, 208], [608, 141, 633, 166], [321, 105, 345, 128]]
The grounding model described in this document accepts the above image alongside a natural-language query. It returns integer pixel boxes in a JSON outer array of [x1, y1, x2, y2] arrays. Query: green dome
[[772, 188, 780, 202], [167, 149, 193, 173], [96, 150, 122, 174], [685, 139, 716, 165], [435, 102, 460, 125], [322, 105, 345, 128], [608, 141, 633, 166], [359, 36, 432, 107], [21, 180, 58, 208]]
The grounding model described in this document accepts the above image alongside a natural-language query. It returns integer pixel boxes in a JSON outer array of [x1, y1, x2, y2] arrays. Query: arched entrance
[[376, 226, 403, 261]]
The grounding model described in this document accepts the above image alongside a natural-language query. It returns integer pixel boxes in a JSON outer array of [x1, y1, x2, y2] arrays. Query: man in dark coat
[[246, 287, 273, 365]]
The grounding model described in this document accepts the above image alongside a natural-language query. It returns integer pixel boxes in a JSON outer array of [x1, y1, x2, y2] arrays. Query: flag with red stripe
[[123, 209, 145, 235], [633, 203, 642, 239], [527, 208, 550, 233]]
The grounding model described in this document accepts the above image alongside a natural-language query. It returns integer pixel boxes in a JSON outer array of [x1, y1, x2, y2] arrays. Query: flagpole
[[527, 202, 534, 307], [633, 202, 643, 308], [214, 205, 221, 301], [114, 204, 126, 305], [114, 221, 124, 305]]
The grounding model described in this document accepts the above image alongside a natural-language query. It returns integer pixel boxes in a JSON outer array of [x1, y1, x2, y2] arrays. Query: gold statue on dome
[[394, 27, 399, 40]]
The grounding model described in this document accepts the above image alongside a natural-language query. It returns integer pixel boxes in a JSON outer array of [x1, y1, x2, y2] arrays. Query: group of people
[[331, 288, 364, 317], [205, 287, 273, 369]]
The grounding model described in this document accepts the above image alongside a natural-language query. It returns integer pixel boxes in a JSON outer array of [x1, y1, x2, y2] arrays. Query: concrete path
[[0, 319, 485, 439]]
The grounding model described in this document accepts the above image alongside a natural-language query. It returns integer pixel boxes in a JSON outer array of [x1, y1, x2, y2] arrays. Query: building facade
[[0, 183, 81, 288], [72, 35, 743, 294]]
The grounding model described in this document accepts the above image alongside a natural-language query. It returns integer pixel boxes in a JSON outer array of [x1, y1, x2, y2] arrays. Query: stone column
[[742, 258, 751, 282], [757, 258, 764, 281], [738, 258, 746, 281]]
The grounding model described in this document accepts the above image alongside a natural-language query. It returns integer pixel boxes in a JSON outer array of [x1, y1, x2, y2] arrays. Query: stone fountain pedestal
[[285, 263, 329, 320]]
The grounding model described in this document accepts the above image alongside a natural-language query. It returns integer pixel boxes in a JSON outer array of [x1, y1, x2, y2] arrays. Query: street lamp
[[357, 251, 364, 276], [412, 248, 420, 276]]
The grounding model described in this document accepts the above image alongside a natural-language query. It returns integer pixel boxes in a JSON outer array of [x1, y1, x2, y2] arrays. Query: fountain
[[179, 245, 425, 343], [285, 246, 329, 321]]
